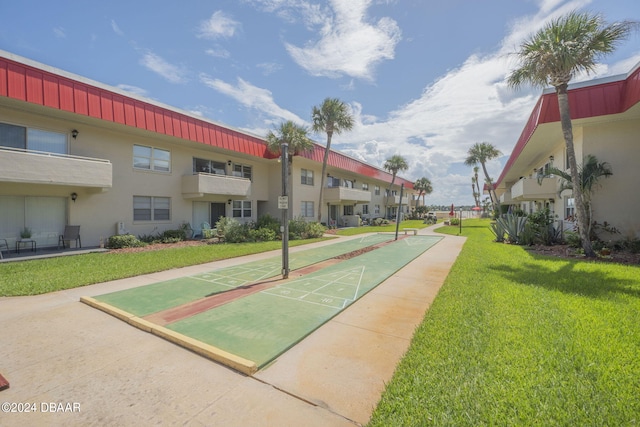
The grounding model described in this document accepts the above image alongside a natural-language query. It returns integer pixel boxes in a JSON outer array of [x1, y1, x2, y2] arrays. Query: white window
[[133, 145, 170, 172], [362, 183, 369, 191], [362, 205, 369, 215], [193, 158, 226, 174], [374, 204, 380, 214], [232, 163, 252, 180], [327, 176, 341, 188], [343, 179, 354, 188], [232, 200, 252, 218], [301, 201, 314, 217], [374, 185, 380, 195], [343, 205, 354, 215], [301, 169, 314, 185], [0, 122, 67, 154], [134, 196, 171, 221]]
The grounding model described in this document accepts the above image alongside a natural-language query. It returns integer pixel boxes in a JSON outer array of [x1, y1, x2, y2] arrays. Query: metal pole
[[281, 143, 289, 279], [394, 183, 404, 240]]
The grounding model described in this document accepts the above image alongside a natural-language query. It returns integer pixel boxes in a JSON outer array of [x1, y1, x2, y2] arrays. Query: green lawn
[[336, 219, 430, 236], [368, 219, 640, 426], [0, 238, 329, 297]]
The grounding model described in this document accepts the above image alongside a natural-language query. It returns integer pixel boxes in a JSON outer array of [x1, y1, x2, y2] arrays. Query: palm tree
[[312, 98, 354, 222], [266, 120, 314, 218], [413, 177, 433, 210], [539, 154, 612, 238], [473, 166, 481, 206], [383, 155, 409, 217], [464, 142, 502, 213], [507, 11, 635, 257]]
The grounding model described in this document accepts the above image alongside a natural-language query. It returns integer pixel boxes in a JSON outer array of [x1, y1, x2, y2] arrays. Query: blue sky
[[1, 0, 639, 205]]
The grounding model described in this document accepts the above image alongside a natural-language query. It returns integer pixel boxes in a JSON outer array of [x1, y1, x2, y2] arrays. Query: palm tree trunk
[[317, 133, 333, 222], [557, 84, 595, 257], [480, 163, 500, 213]]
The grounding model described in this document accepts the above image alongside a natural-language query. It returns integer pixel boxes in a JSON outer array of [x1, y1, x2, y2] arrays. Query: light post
[[394, 183, 404, 240], [280, 143, 289, 279]]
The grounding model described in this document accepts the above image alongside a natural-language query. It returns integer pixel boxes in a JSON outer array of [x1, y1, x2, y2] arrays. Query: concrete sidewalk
[[0, 226, 465, 426]]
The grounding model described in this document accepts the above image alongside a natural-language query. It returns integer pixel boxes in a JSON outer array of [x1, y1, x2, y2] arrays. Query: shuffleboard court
[[93, 234, 395, 317], [167, 235, 442, 368]]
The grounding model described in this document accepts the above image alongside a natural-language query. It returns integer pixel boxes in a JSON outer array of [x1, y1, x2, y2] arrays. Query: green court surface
[[167, 235, 441, 368], [94, 234, 395, 317]]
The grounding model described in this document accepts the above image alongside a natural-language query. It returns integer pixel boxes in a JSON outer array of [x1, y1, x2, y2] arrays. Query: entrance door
[[210, 203, 226, 226], [329, 205, 339, 227]]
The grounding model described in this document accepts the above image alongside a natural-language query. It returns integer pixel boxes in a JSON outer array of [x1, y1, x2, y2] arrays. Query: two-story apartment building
[[495, 61, 640, 240], [0, 50, 414, 249]]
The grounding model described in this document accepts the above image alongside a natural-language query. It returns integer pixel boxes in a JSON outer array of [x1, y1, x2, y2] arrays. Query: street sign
[[278, 196, 288, 209]]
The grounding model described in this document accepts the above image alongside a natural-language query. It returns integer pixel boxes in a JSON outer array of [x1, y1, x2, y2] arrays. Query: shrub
[[256, 214, 281, 235], [215, 216, 237, 236], [249, 227, 276, 242], [565, 231, 582, 248], [288, 216, 326, 240], [223, 221, 252, 243], [107, 234, 146, 249], [373, 218, 389, 226], [160, 229, 186, 242]]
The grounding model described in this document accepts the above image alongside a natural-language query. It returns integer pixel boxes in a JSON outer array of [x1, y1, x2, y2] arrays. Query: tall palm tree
[[266, 120, 314, 218], [312, 98, 355, 222], [464, 142, 502, 213], [539, 154, 612, 238], [383, 155, 409, 217], [413, 177, 433, 210], [507, 11, 635, 257], [473, 166, 481, 206]]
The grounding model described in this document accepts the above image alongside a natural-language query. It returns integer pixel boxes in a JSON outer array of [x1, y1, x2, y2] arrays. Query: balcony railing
[[510, 177, 558, 201], [0, 147, 112, 188], [323, 186, 371, 204], [383, 194, 409, 205], [182, 173, 251, 199], [499, 189, 514, 204]]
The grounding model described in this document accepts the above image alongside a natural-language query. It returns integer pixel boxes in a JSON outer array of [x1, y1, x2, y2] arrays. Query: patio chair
[[201, 222, 216, 239], [0, 238, 8, 259], [58, 225, 81, 249]]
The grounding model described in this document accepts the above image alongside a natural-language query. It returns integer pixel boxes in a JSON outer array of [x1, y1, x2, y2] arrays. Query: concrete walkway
[[0, 225, 465, 426]]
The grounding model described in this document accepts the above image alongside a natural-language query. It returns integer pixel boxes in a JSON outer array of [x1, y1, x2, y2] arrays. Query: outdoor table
[[16, 239, 36, 254]]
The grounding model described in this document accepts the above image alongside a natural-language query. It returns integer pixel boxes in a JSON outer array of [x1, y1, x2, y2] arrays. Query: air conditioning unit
[[116, 222, 127, 235]]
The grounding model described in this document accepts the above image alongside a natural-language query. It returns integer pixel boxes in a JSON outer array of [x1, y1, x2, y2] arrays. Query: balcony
[[384, 194, 410, 205], [0, 147, 112, 188], [323, 186, 371, 204], [182, 173, 251, 199], [510, 177, 558, 201], [499, 189, 514, 205]]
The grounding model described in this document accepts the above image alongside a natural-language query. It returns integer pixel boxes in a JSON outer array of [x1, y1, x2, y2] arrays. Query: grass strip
[[368, 219, 640, 426], [0, 238, 330, 296]]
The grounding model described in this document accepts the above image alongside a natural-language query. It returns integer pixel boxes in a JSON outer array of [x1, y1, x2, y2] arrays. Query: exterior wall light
[[71, 129, 79, 139], [71, 192, 78, 202]]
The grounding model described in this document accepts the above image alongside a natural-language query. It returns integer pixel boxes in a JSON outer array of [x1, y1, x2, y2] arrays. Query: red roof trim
[[0, 53, 411, 188], [496, 65, 640, 187]]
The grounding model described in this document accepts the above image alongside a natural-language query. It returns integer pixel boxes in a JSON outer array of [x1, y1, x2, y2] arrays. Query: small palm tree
[[539, 154, 612, 238], [507, 11, 635, 257], [464, 142, 502, 213], [383, 155, 409, 216], [413, 177, 433, 210], [266, 121, 314, 217], [312, 98, 354, 222]]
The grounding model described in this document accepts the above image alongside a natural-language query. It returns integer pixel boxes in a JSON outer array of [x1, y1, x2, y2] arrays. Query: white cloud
[[198, 11, 241, 39], [139, 51, 188, 84], [257, 62, 283, 76], [205, 47, 231, 59], [284, 0, 401, 80], [116, 84, 148, 97], [53, 27, 66, 38], [199, 74, 306, 125], [111, 20, 124, 36]]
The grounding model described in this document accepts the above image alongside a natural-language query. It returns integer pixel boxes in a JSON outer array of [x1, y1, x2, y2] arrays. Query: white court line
[[264, 266, 366, 309]]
